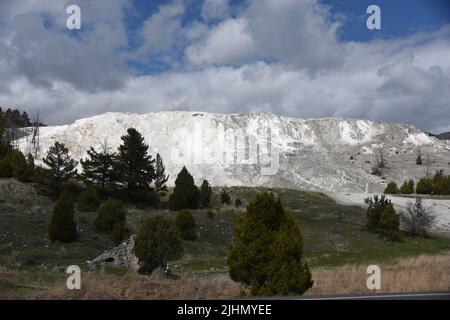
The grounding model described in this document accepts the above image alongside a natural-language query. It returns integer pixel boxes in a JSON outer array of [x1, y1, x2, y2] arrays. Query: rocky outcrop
[[88, 236, 139, 271]]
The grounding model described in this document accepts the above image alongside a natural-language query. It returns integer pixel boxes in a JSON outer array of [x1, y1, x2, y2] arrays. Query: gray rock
[[88, 236, 139, 271]]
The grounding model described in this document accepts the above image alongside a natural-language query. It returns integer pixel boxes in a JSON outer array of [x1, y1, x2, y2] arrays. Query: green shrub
[[134, 216, 184, 274], [48, 190, 78, 243], [78, 186, 100, 212], [220, 189, 231, 205], [416, 177, 433, 194], [371, 167, 382, 176], [399, 180, 414, 194], [199, 179, 212, 208], [365, 195, 390, 231], [380, 203, 402, 241], [0, 149, 32, 181], [111, 222, 126, 245], [0, 157, 13, 177], [234, 198, 242, 208], [94, 199, 127, 233], [384, 181, 399, 194], [175, 209, 197, 241], [228, 192, 313, 296]]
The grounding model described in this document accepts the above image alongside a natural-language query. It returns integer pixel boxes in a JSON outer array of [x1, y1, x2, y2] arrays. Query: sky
[[0, 0, 449, 133]]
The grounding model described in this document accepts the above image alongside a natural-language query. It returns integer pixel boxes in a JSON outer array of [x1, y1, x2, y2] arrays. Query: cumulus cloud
[[201, 0, 231, 22], [185, 18, 258, 66], [0, 0, 132, 92], [0, 0, 449, 134], [187, 0, 344, 71]]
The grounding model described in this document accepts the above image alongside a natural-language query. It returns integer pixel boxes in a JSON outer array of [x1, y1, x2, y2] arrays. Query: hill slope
[[19, 111, 450, 192]]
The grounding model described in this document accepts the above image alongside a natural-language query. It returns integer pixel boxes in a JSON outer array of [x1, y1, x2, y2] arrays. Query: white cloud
[[0, 0, 449, 134], [135, 2, 185, 58], [0, 0, 131, 92], [185, 18, 257, 66], [201, 0, 231, 22], [186, 0, 344, 72]]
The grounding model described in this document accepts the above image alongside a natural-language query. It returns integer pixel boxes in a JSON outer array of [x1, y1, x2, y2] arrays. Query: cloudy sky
[[0, 0, 449, 133]]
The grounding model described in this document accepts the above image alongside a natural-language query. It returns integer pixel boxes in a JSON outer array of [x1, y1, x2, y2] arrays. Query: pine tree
[[235, 198, 242, 208], [416, 177, 433, 194], [400, 180, 414, 194], [134, 216, 184, 274], [365, 195, 391, 231], [380, 203, 402, 241], [384, 181, 399, 194], [169, 167, 199, 210], [80, 143, 118, 189], [48, 190, 78, 243], [0, 115, 8, 157], [116, 128, 155, 195], [43, 141, 77, 190], [154, 153, 169, 197], [199, 179, 212, 208], [228, 192, 313, 296]]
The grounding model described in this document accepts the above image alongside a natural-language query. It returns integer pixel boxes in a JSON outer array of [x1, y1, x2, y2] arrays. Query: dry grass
[[307, 254, 450, 296], [3, 254, 449, 299], [28, 272, 243, 300]]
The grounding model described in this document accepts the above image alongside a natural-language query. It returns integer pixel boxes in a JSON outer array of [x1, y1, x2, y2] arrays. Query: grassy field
[[1, 179, 450, 298]]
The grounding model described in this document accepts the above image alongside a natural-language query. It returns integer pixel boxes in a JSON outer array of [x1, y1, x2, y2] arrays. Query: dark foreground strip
[[1, 293, 448, 319]]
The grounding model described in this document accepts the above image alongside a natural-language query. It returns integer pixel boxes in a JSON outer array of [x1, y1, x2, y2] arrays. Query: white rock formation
[[18, 111, 450, 193]]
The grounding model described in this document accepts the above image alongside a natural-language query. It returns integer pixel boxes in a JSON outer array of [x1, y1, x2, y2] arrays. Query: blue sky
[[123, 0, 450, 74], [0, 0, 449, 132]]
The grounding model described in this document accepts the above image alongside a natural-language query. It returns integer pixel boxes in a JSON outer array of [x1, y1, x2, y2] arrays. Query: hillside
[[18, 112, 450, 193], [2, 179, 450, 298]]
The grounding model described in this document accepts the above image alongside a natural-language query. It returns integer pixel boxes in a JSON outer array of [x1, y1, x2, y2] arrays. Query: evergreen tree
[[220, 189, 231, 205], [199, 179, 212, 208], [43, 141, 77, 189], [234, 198, 242, 208], [416, 154, 422, 165], [384, 181, 399, 194], [0, 115, 8, 157], [432, 170, 450, 195], [416, 177, 433, 194], [0, 149, 33, 181], [154, 153, 169, 196], [80, 144, 118, 189], [365, 195, 391, 231], [228, 193, 313, 296], [116, 128, 155, 197], [94, 198, 127, 234], [380, 203, 402, 241], [169, 167, 199, 210], [134, 216, 184, 274], [400, 180, 414, 194], [48, 190, 78, 243], [175, 209, 197, 241]]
